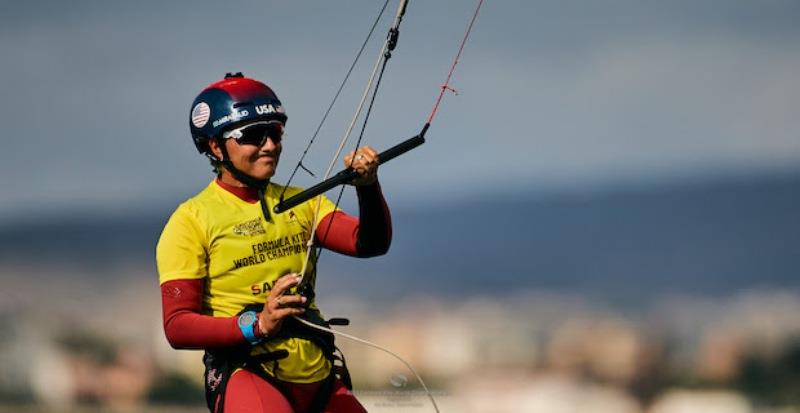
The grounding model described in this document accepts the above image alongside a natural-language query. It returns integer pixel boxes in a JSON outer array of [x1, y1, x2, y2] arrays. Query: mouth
[[257, 155, 278, 168]]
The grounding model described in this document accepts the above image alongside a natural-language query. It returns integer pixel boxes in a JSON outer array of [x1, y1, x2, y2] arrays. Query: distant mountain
[[1, 172, 798, 305], [322, 172, 800, 305]]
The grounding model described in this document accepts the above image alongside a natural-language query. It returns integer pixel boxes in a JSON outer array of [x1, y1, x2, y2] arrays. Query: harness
[[203, 304, 352, 413]]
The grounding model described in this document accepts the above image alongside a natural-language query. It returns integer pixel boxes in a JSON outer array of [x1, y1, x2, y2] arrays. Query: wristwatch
[[237, 311, 262, 345]]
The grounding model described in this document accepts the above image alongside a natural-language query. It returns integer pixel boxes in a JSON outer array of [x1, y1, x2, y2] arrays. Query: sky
[[1, 0, 799, 219]]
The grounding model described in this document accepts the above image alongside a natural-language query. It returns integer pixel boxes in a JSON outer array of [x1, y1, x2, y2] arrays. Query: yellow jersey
[[157, 179, 338, 382]]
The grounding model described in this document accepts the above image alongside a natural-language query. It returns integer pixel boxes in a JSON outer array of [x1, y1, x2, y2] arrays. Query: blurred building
[[648, 390, 751, 413]]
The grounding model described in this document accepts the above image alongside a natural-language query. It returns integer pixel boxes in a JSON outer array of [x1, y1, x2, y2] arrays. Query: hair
[[209, 158, 224, 176]]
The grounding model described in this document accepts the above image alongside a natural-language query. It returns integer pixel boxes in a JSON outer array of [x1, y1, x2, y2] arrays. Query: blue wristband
[[237, 311, 262, 345]]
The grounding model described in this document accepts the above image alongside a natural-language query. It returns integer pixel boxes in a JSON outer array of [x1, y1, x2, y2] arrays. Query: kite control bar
[[273, 123, 428, 214]]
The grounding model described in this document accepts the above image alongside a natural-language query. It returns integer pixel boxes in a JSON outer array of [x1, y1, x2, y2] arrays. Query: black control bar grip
[[273, 124, 429, 214]]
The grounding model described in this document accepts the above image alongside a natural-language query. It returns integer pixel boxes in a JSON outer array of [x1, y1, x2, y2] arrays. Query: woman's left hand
[[344, 146, 379, 186]]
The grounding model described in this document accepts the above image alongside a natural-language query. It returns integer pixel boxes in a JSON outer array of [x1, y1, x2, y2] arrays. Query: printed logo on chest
[[233, 218, 266, 237]]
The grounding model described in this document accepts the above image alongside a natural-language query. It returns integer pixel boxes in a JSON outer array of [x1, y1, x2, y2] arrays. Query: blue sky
[[1, 0, 799, 218]]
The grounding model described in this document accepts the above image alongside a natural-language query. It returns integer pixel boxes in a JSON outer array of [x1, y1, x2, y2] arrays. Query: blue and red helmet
[[189, 72, 287, 156]]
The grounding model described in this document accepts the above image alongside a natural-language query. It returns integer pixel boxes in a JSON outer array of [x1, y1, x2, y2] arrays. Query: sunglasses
[[222, 121, 284, 146]]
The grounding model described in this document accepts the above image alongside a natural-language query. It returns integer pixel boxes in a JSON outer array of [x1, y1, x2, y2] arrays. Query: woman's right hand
[[257, 273, 307, 338]]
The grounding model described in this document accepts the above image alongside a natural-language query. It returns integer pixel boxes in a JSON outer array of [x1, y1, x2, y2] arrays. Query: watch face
[[238, 311, 257, 327]]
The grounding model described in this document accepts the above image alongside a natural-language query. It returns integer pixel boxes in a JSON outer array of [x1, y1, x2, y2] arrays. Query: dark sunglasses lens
[[236, 123, 283, 146]]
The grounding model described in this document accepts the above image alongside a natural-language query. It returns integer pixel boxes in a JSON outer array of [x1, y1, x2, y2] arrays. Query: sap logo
[[256, 104, 277, 115]]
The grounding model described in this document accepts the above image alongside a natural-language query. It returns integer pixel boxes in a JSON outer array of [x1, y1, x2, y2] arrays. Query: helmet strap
[[216, 139, 272, 222]]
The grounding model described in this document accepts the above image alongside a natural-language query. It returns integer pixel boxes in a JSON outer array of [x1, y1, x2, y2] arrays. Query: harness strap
[[203, 346, 289, 413]]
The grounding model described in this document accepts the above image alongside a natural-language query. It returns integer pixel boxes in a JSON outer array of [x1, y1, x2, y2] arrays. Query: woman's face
[[210, 122, 284, 181]]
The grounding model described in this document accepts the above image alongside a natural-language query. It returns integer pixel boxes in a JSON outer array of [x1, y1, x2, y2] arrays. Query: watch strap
[[238, 311, 262, 345]]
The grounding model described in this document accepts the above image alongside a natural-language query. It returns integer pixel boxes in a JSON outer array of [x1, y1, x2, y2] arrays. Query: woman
[[157, 73, 391, 413]]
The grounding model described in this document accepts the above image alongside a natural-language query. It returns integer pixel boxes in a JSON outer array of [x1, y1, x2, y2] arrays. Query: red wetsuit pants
[[223, 369, 366, 413]]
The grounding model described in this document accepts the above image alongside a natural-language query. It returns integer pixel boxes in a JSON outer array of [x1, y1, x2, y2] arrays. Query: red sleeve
[[315, 182, 392, 257], [161, 279, 245, 349], [316, 211, 360, 256]]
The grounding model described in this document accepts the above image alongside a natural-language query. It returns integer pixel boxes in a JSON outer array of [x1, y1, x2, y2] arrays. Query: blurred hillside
[[1, 170, 797, 305]]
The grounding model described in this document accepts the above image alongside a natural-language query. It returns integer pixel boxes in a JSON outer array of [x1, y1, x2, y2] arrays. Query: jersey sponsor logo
[[233, 218, 266, 237], [212, 109, 249, 128], [191, 102, 211, 128], [250, 280, 275, 295]]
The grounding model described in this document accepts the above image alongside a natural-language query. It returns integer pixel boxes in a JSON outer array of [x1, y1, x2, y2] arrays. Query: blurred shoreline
[[1, 277, 799, 411]]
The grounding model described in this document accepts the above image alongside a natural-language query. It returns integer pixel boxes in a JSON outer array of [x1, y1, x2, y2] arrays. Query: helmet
[[189, 72, 287, 156]]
